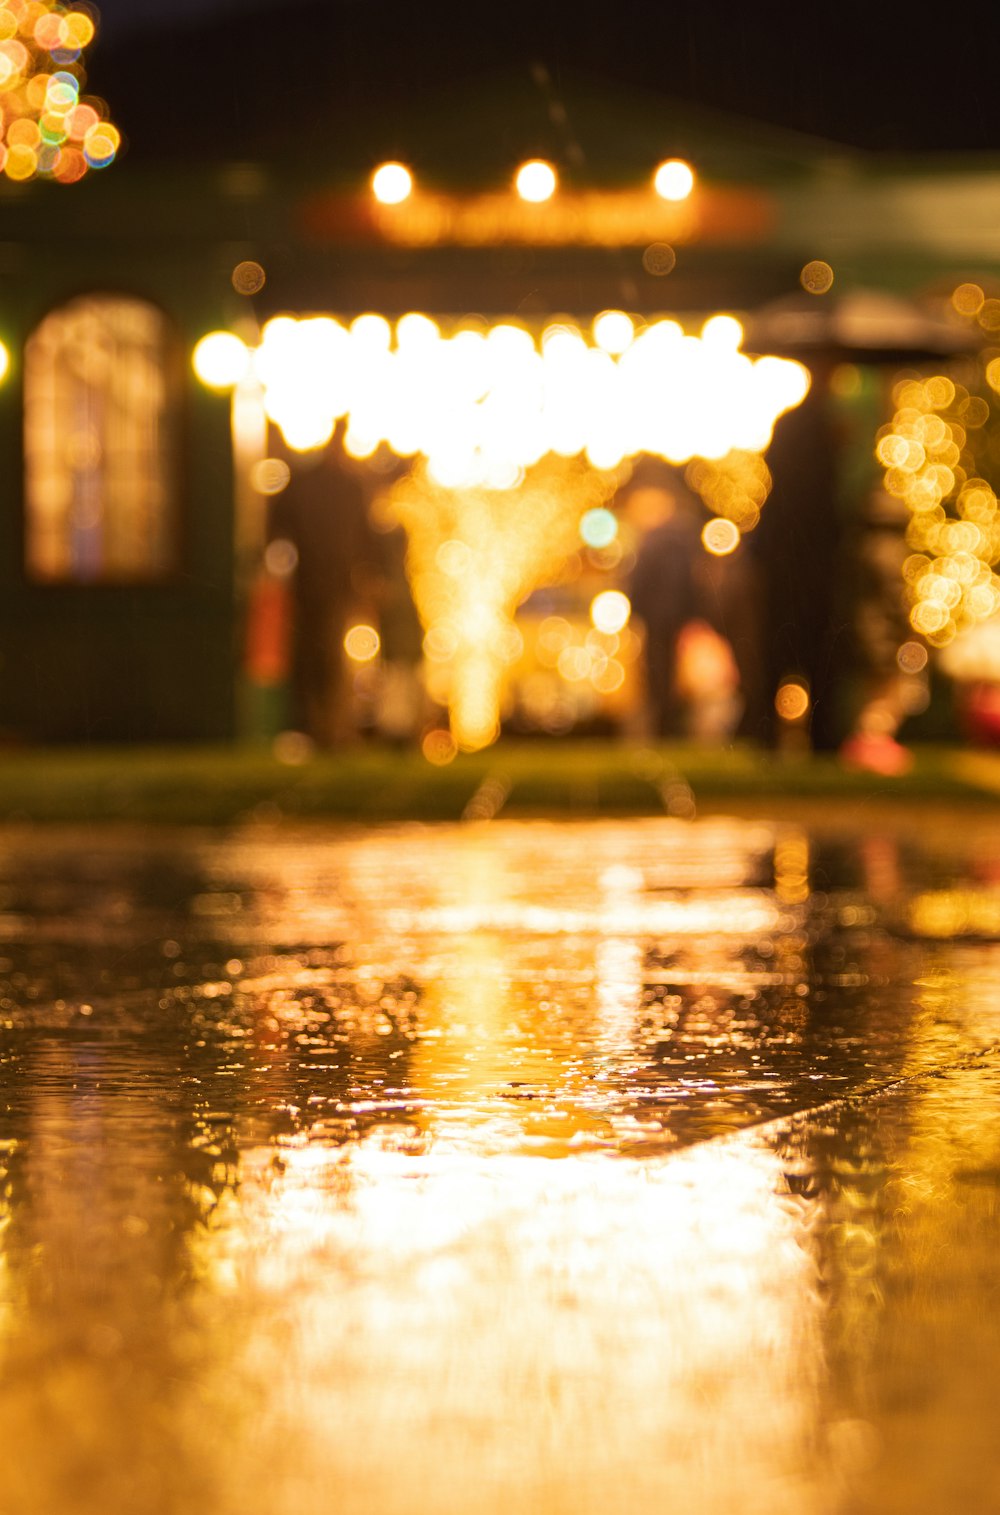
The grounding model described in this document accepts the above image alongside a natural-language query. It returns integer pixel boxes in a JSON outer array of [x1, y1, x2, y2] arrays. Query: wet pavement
[[1, 812, 1000, 1513]]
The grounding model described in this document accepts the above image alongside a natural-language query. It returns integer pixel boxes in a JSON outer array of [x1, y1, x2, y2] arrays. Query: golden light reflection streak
[[187, 1131, 825, 1514]]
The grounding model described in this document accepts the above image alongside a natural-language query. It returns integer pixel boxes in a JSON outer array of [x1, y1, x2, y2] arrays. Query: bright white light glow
[[195, 314, 810, 478], [193, 331, 249, 389], [0, 341, 8, 383], [591, 590, 631, 635], [654, 159, 695, 201], [516, 159, 557, 202], [371, 162, 413, 204], [592, 310, 635, 354]]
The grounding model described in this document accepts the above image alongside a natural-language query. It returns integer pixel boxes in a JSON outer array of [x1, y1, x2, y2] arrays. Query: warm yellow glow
[[515, 159, 557, 202], [371, 161, 413, 204], [192, 331, 249, 389], [775, 681, 810, 722], [422, 728, 457, 765], [800, 260, 834, 295], [344, 624, 381, 662], [250, 457, 291, 495], [590, 590, 631, 635], [216, 312, 809, 475], [592, 310, 634, 355], [232, 259, 265, 295], [653, 159, 695, 200], [0, 339, 8, 383], [387, 458, 623, 751], [702, 517, 740, 555], [686, 451, 773, 534], [952, 282, 984, 317], [701, 314, 743, 349], [877, 374, 1000, 651]]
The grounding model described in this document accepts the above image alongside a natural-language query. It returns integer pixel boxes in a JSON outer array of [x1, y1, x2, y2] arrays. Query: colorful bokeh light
[[579, 507, 618, 548], [0, 1, 119, 184]]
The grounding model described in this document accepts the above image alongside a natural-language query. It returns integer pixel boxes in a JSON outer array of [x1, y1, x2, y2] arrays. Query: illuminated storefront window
[[24, 295, 179, 582]]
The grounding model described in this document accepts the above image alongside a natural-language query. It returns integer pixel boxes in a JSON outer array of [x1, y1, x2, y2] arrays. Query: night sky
[[87, 0, 1000, 155]]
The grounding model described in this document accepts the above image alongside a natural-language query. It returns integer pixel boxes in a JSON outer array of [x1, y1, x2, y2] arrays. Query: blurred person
[[625, 472, 764, 740], [754, 369, 844, 748], [838, 487, 916, 774], [369, 512, 426, 743], [271, 430, 379, 747], [625, 476, 706, 737]]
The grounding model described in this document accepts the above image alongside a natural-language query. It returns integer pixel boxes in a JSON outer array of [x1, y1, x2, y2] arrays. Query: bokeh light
[[192, 331, 249, 389], [344, 624, 381, 662], [799, 260, 834, 295], [197, 312, 809, 480], [371, 162, 413, 204], [232, 260, 266, 295], [775, 681, 810, 721], [250, 457, 291, 495], [0, 4, 120, 184], [263, 538, 298, 578], [653, 159, 695, 200], [701, 517, 740, 555], [422, 728, 458, 765], [642, 242, 676, 276], [592, 310, 634, 355], [952, 283, 984, 317], [897, 640, 929, 673], [515, 159, 557, 202], [590, 590, 631, 635], [876, 373, 1000, 651], [579, 507, 618, 548], [387, 457, 622, 751]]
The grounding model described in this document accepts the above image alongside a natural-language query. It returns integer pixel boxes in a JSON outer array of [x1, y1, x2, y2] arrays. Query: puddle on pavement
[[0, 814, 998, 1513]]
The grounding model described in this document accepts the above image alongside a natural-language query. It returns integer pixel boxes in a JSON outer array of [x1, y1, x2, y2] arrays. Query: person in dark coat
[[625, 470, 767, 740], [270, 434, 379, 747], [625, 479, 705, 737]]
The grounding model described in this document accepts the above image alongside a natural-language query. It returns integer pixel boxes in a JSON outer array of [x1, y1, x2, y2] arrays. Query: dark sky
[[86, 0, 1000, 155], [95, 0, 254, 33]]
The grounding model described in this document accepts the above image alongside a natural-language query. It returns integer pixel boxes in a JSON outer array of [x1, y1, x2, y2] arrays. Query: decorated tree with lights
[[385, 457, 626, 751], [878, 363, 1000, 655], [0, 0, 120, 184]]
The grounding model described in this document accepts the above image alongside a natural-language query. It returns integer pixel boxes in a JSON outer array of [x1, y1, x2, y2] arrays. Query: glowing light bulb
[[590, 590, 631, 635], [592, 310, 635, 354], [344, 624, 381, 662], [701, 314, 743, 349], [515, 159, 557, 202], [702, 517, 740, 556], [653, 159, 695, 201], [371, 162, 413, 204], [192, 331, 249, 389]]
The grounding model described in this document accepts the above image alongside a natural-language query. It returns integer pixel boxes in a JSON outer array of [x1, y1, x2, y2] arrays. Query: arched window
[[24, 295, 180, 582]]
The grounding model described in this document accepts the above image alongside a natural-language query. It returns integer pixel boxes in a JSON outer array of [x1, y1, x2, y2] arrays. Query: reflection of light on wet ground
[[191, 1134, 823, 1515], [0, 815, 999, 1510]]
